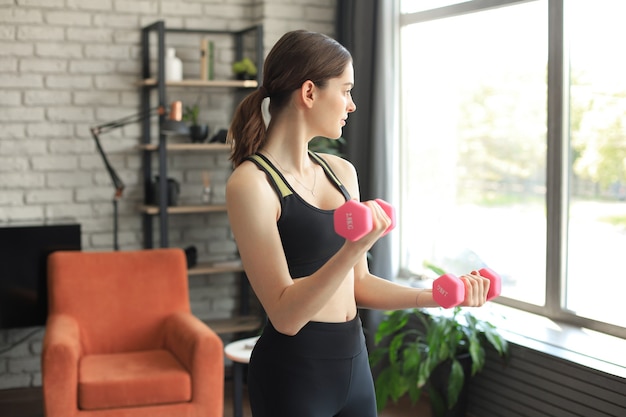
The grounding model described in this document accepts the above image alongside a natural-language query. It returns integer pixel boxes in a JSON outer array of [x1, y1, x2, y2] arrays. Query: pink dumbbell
[[432, 267, 502, 308], [334, 199, 396, 241]]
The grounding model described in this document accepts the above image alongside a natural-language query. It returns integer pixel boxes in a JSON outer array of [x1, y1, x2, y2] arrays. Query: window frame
[[399, 0, 626, 339]]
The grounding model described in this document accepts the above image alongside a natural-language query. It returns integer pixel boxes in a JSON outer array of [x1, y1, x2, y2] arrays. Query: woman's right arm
[[226, 162, 381, 335]]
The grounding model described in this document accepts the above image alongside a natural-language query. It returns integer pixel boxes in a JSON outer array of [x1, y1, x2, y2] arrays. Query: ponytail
[[228, 88, 268, 166]]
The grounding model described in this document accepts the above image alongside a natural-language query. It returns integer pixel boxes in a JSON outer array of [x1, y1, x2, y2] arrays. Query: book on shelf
[[199, 38, 215, 81]]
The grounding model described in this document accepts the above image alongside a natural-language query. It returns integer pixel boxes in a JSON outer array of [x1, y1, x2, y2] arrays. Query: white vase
[[165, 47, 182, 81]]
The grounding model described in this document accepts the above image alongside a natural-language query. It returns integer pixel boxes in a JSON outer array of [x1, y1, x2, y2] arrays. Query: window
[[565, 1, 626, 329], [399, 0, 626, 338]]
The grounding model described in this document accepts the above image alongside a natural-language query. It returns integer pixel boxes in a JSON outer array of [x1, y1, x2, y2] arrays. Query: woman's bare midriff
[[293, 271, 357, 323]]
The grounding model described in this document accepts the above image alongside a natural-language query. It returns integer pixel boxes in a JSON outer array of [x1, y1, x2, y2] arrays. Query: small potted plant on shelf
[[369, 266, 509, 417], [232, 57, 257, 80], [183, 104, 208, 143]]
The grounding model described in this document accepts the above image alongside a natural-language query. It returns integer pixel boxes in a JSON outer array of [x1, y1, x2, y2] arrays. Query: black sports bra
[[246, 151, 351, 278]]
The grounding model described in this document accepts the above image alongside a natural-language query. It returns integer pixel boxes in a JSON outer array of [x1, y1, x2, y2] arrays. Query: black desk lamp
[[90, 101, 189, 250]]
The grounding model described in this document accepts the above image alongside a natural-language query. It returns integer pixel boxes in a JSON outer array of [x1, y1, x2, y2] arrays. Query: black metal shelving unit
[[139, 20, 263, 248], [138, 21, 264, 336]]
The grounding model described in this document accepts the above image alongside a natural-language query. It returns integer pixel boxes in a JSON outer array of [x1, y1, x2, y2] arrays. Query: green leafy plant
[[369, 305, 509, 416], [232, 57, 257, 79], [183, 104, 200, 126], [308, 136, 346, 156]]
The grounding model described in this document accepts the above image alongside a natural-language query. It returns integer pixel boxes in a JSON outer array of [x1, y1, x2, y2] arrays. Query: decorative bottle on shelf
[[201, 171, 212, 204], [165, 47, 182, 81]]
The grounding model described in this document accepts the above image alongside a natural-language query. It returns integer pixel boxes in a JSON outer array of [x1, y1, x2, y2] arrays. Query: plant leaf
[[428, 385, 447, 417], [481, 321, 510, 357], [374, 310, 409, 344], [447, 358, 465, 409], [423, 261, 447, 276], [417, 355, 432, 388], [407, 378, 423, 406], [374, 364, 410, 412], [401, 342, 422, 376], [368, 346, 388, 367], [388, 332, 408, 365], [374, 367, 395, 411], [468, 333, 485, 375]]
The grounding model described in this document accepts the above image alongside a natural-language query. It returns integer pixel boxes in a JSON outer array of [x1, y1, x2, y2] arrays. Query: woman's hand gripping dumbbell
[[334, 199, 396, 241], [432, 267, 502, 308]]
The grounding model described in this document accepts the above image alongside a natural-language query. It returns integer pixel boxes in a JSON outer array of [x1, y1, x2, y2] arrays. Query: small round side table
[[224, 336, 259, 417]]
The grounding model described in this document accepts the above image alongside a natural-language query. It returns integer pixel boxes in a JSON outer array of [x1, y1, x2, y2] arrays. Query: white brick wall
[[0, 0, 337, 389]]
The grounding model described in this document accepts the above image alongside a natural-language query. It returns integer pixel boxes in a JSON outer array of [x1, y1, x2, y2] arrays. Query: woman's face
[[311, 63, 357, 139]]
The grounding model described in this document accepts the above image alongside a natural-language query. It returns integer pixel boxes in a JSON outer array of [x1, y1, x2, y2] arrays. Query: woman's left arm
[[321, 153, 489, 309], [353, 258, 492, 309], [353, 259, 439, 309]]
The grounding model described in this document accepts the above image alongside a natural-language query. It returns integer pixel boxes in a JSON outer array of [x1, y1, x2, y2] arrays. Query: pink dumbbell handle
[[432, 268, 502, 308], [374, 199, 396, 236], [478, 267, 502, 301], [334, 199, 396, 241]]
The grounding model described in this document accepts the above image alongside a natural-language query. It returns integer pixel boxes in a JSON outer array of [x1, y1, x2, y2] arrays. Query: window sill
[[473, 303, 626, 379], [400, 278, 626, 379]]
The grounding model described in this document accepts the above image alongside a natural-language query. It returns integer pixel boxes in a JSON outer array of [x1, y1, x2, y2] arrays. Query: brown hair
[[228, 30, 352, 166]]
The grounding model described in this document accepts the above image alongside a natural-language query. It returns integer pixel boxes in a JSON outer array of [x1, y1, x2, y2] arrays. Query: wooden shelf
[[140, 78, 258, 88], [204, 315, 263, 335], [188, 261, 244, 276], [138, 143, 231, 152], [139, 204, 227, 215]]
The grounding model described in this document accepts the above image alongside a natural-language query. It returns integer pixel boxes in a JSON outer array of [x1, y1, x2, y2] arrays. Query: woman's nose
[[348, 98, 356, 113]]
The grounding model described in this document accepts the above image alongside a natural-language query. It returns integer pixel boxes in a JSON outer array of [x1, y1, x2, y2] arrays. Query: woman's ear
[[298, 80, 316, 108]]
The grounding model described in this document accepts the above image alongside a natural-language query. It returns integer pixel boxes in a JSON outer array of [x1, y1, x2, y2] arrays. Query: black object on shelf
[[184, 246, 198, 268], [209, 128, 228, 144], [148, 176, 180, 206], [190, 125, 210, 143]]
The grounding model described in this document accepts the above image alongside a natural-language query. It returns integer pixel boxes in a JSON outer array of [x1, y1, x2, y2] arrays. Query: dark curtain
[[336, 0, 399, 348]]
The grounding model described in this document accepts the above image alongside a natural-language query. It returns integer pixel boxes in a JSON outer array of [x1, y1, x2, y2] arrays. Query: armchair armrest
[[42, 314, 81, 417], [163, 311, 224, 408]]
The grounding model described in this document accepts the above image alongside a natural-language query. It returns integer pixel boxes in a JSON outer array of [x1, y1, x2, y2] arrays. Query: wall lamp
[[89, 101, 188, 250]]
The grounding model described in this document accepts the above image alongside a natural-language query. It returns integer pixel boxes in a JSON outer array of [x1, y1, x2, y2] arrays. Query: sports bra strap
[[308, 151, 351, 201], [247, 153, 292, 198]]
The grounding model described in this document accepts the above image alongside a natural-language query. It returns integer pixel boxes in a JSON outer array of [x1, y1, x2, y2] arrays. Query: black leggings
[[247, 315, 377, 417]]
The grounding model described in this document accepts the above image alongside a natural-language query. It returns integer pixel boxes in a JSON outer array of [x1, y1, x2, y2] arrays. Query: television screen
[[0, 223, 81, 329]]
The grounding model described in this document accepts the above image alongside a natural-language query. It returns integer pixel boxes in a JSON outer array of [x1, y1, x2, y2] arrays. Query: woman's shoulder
[[226, 158, 280, 214], [313, 152, 359, 197], [314, 152, 356, 177], [227, 159, 267, 192]]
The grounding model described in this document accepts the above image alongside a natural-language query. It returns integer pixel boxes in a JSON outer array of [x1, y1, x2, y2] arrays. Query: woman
[[226, 30, 490, 417]]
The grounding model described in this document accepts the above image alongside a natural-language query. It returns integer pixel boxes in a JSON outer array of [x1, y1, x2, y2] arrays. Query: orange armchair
[[42, 248, 224, 417]]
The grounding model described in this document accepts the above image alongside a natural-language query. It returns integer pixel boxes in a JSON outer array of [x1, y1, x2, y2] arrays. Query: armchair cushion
[[79, 349, 191, 410]]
